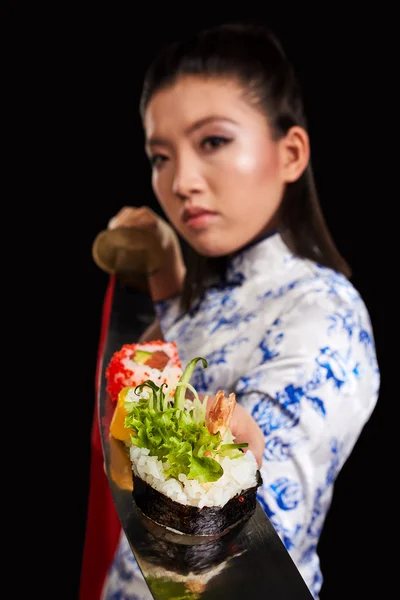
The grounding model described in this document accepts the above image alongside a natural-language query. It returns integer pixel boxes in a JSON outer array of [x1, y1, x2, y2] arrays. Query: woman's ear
[[279, 126, 310, 183]]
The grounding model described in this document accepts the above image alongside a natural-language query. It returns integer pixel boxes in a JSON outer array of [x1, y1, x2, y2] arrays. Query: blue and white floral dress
[[102, 232, 380, 600]]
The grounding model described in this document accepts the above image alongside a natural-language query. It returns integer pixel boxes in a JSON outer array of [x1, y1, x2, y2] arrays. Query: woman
[[94, 22, 379, 599]]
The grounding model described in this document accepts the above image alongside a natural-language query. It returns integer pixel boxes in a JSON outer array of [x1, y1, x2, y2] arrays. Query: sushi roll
[[121, 356, 262, 537], [106, 340, 183, 403], [106, 341, 183, 442]]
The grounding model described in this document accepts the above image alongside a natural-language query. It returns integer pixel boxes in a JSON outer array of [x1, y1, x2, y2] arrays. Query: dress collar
[[225, 231, 294, 285], [186, 232, 295, 316]]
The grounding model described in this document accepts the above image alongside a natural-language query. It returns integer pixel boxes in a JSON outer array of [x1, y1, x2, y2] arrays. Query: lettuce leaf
[[187, 455, 223, 483], [125, 398, 224, 482], [123, 355, 248, 484]]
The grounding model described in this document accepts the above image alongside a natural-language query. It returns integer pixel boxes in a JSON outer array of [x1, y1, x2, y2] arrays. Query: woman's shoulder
[[269, 260, 378, 368], [303, 261, 369, 316], [248, 260, 379, 393], [269, 255, 370, 321], [245, 256, 377, 362]]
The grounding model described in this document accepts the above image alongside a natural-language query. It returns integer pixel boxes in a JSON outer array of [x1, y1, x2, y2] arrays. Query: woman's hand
[[229, 402, 265, 468], [107, 205, 177, 256], [93, 205, 186, 301]]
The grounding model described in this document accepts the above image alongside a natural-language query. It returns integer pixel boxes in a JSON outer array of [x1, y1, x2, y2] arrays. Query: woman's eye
[[150, 154, 168, 168], [201, 136, 231, 151]]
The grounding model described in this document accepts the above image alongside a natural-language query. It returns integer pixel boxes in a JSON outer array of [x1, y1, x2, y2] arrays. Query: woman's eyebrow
[[146, 116, 238, 149]]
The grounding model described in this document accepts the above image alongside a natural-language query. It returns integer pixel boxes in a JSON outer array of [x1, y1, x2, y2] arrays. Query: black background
[[11, 6, 388, 599]]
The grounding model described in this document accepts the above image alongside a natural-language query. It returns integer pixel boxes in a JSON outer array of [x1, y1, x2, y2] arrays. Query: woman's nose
[[172, 157, 205, 200]]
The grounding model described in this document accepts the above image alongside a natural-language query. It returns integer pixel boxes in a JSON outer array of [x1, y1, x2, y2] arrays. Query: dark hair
[[140, 22, 351, 311]]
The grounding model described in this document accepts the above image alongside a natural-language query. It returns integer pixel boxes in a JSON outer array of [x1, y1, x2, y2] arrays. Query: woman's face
[[144, 76, 294, 257]]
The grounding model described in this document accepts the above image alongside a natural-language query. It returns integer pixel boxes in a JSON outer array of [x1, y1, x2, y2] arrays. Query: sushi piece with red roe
[[105, 340, 183, 404]]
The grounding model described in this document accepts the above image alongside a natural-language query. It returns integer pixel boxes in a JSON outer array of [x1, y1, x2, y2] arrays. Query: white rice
[[129, 445, 258, 509]]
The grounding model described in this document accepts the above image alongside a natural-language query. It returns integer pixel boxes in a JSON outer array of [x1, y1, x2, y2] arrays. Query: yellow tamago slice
[[110, 387, 135, 442]]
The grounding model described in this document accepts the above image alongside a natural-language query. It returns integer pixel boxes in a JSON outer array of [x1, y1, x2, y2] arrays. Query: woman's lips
[[182, 207, 218, 229]]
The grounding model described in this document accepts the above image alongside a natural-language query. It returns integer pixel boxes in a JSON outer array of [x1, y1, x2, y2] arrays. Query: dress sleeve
[[233, 292, 380, 584]]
